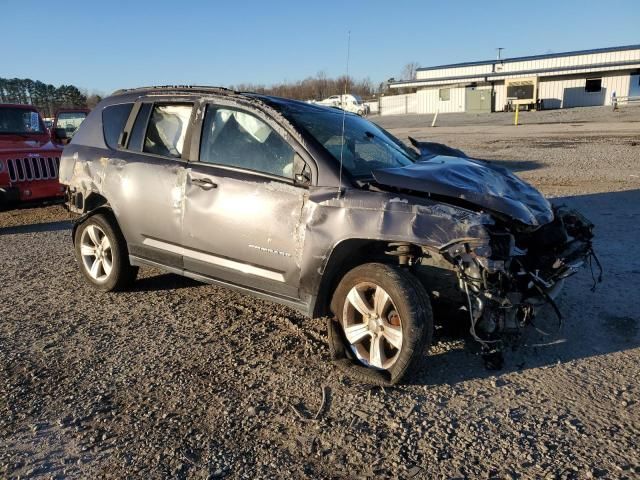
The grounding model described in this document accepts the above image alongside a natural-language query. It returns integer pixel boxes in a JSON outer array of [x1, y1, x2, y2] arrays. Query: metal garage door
[[465, 87, 491, 113]]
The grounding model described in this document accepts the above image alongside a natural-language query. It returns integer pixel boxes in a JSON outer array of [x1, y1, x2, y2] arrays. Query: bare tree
[[81, 89, 104, 109], [230, 74, 377, 101], [401, 62, 420, 81]]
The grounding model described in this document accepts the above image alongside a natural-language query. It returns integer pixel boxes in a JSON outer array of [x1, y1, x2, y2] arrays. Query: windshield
[[284, 107, 418, 179], [56, 111, 88, 138], [0, 107, 46, 134]]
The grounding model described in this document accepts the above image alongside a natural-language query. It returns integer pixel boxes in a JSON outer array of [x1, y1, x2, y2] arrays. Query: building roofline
[[416, 44, 640, 72], [390, 59, 640, 88]]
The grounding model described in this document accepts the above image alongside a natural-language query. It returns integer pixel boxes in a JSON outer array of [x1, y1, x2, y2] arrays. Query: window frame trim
[[125, 102, 153, 152]]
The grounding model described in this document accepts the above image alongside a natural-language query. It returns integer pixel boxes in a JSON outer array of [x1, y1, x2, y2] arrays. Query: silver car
[[60, 86, 597, 384]]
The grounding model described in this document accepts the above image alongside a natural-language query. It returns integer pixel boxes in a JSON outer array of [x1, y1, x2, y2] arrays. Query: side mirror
[[54, 128, 68, 140], [293, 154, 312, 186]]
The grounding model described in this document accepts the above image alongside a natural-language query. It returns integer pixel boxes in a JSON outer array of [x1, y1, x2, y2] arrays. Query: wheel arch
[[309, 238, 423, 318], [71, 197, 121, 246]]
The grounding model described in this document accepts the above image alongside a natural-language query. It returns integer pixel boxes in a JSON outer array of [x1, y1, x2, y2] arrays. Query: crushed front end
[[437, 205, 599, 362]]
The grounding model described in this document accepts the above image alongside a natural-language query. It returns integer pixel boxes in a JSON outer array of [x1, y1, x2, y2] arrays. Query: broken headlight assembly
[[439, 206, 601, 358]]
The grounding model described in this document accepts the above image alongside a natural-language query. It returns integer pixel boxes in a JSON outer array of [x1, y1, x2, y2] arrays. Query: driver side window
[[199, 105, 295, 179]]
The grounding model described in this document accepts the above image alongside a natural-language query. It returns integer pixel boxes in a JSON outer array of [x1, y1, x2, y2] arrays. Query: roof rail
[[111, 85, 238, 96]]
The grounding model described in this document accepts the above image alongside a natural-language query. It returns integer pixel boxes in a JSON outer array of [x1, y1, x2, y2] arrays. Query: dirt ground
[[1, 105, 639, 479]]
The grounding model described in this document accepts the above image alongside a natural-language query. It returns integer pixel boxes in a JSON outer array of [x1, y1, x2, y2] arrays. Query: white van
[[314, 94, 369, 115]]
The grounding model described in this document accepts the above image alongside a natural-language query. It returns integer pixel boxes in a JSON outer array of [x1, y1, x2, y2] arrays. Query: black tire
[[328, 263, 433, 385], [74, 213, 138, 292]]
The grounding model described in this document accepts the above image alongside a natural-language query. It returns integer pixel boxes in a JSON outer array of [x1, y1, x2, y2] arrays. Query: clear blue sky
[[3, 0, 639, 94]]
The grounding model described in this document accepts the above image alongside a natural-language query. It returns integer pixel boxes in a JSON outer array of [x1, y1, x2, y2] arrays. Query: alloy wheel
[[80, 224, 113, 282], [341, 282, 403, 369]]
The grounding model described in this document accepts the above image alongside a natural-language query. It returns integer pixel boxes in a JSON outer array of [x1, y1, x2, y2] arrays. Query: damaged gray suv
[[60, 86, 597, 384]]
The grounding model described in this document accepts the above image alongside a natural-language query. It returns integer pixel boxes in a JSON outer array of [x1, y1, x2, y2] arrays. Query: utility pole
[[496, 47, 505, 60]]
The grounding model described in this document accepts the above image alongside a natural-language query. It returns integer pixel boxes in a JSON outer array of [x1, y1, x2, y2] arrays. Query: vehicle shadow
[[0, 220, 71, 236], [406, 188, 640, 386], [132, 273, 203, 292]]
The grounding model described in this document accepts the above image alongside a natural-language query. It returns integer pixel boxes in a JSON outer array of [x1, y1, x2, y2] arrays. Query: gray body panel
[[183, 163, 305, 299], [62, 144, 187, 268]]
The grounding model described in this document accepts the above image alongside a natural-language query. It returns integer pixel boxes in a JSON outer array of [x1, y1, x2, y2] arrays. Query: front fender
[[299, 188, 494, 316]]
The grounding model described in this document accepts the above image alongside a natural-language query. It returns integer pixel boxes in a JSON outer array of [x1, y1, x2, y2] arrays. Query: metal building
[[385, 44, 640, 115]]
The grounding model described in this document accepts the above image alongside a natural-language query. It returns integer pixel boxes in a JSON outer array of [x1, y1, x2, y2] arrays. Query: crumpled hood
[[372, 155, 553, 226]]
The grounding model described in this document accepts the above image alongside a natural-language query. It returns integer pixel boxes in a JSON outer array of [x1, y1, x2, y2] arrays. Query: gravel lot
[[1, 105, 639, 479]]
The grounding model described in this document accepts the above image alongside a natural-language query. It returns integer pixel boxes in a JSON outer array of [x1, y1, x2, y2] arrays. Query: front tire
[[329, 263, 433, 385], [74, 213, 138, 291]]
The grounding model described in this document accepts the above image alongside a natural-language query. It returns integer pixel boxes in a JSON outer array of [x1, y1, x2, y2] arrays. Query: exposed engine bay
[[410, 204, 600, 367]]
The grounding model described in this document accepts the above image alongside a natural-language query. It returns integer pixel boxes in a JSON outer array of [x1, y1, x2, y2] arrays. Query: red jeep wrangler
[[0, 104, 66, 207]]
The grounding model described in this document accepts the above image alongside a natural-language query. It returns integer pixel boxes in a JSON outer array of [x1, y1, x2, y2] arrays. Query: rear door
[[109, 100, 194, 269], [181, 102, 312, 299]]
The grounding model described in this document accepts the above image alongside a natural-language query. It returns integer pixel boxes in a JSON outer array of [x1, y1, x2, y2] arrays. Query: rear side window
[[143, 104, 192, 158], [102, 103, 133, 149]]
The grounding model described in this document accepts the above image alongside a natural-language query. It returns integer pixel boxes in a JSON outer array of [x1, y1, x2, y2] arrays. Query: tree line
[[1, 63, 421, 117], [0, 77, 102, 118], [232, 63, 422, 100], [231, 73, 379, 101]]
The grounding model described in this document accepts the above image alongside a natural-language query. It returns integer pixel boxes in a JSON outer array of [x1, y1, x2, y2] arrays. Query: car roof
[[111, 85, 237, 98], [109, 85, 355, 116]]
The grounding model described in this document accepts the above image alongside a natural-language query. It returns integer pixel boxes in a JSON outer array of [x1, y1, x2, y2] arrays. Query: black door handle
[[191, 177, 218, 190]]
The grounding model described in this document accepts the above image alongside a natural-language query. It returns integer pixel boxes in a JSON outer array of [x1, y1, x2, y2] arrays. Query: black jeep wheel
[[74, 213, 138, 292], [329, 263, 433, 385]]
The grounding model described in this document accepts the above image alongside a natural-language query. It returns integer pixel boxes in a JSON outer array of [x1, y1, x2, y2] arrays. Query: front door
[[182, 104, 307, 299]]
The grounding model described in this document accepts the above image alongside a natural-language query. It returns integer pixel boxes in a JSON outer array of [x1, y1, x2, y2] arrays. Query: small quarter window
[[439, 88, 450, 101], [199, 106, 295, 179], [585, 78, 602, 93], [143, 104, 192, 158], [102, 103, 133, 150]]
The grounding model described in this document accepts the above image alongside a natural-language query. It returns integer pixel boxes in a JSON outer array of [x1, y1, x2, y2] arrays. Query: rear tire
[[74, 213, 138, 292], [329, 263, 433, 385]]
